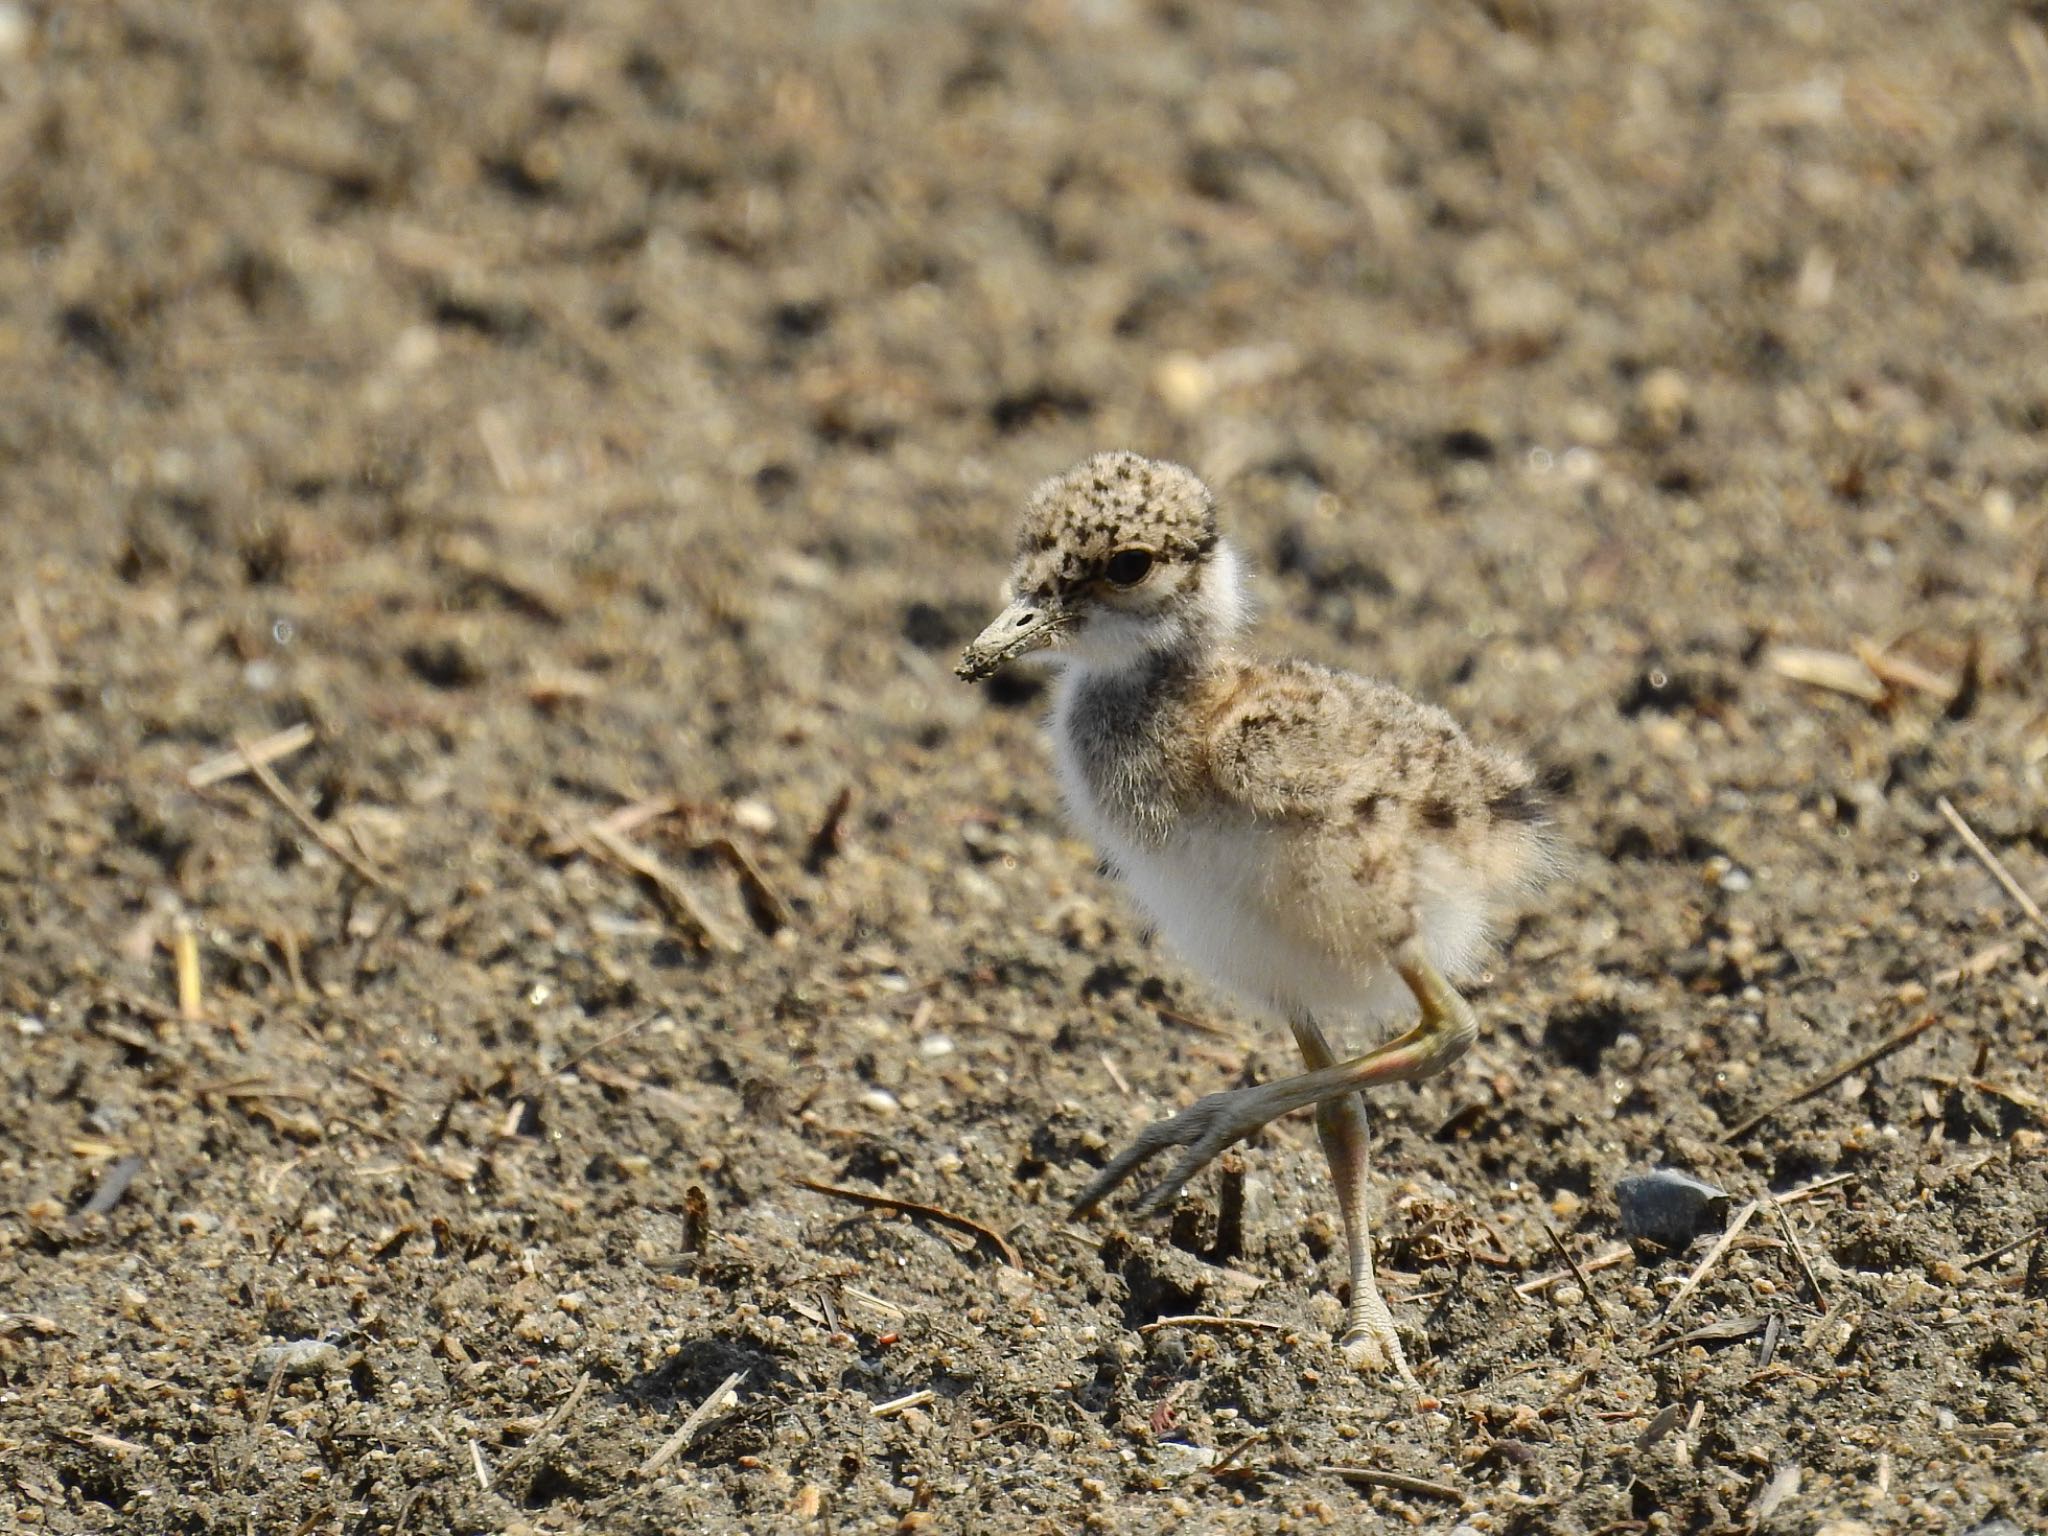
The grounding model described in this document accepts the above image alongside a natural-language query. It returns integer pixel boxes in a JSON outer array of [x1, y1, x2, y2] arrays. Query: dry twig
[[1852, 639, 1954, 698], [1963, 1221, 2048, 1271], [805, 786, 853, 873], [1769, 1199, 1830, 1313], [793, 1177, 1021, 1268], [537, 797, 683, 859], [558, 1012, 665, 1076], [1324, 1465, 1464, 1500], [640, 1370, 745, 1477], [1720, 1013, 1943, 1144], [14, 587, 59, 682], [582, 821, 738, 952], [1514, 1242, 1634, 1298], [1207, 1428, 1269, 1477], [1653, 1200, 1758, 1330], [1137, 1315, 1287, 1336], [232, 737, 393, 891], [237, 1359, 289, 1489], [1772, 1171, 1857, 1206], [173, 922, 204, 1021], [1937, 795, 2048, 942], [707, 836, 791, 934], [1542, 1223, 1610, 1325], [870, 1389, 935, 1418], [499, 1374, 590, 1478]]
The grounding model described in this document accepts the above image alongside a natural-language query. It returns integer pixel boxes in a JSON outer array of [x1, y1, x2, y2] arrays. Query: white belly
[[1108, 817, 1390, 1019]]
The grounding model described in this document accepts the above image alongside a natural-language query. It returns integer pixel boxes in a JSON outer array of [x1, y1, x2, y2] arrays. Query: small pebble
[[1616, 1168, 1730, 1250], [730, 797, 777, 834], [0, 4, 30, 61], [1154, 1442, 1219, 1476], [247, 1339, 341, 1385]]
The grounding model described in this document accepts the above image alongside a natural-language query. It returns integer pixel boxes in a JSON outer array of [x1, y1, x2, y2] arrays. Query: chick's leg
[[1290, 1013, 1416, 1385], [1070, 937, 1477, 1229]]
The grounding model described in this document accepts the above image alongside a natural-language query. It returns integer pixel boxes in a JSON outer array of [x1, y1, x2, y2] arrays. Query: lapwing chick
[[957, 451, 1557, 1380]]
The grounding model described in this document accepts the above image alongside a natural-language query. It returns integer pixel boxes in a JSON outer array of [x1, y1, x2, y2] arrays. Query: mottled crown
[[1011, 452, 1218, 596]]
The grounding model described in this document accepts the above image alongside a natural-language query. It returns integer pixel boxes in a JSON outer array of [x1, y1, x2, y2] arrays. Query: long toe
[[1069, 1126, 1179, 1216], [1339, 1319, 1418, 1387], [1131, 1126, 1240, 1217], [1080, 1085, 1276, 1219]]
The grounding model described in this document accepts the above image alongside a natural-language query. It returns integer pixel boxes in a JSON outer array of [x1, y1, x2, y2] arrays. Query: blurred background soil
[[3, 1, 2047, 1531]]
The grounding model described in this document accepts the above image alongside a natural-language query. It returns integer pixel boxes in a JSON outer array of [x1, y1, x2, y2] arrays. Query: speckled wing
[[1199, 659, 1362, 822], [1201, 658, 1554, 929]]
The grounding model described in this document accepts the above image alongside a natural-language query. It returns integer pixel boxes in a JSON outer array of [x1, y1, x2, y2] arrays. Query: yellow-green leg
[[1289, 1012, 1417, 1384], [1071, 936, 1480, 1376]]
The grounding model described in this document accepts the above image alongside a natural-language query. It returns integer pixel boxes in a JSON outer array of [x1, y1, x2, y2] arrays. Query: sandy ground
[[3, 1, 2047, 1531]]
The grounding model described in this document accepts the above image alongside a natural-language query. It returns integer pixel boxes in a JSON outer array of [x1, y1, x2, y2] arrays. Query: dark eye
[[1104, 548, 1154, 587]]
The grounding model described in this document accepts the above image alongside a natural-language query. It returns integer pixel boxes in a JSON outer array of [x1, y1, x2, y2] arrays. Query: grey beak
[[956, 598, 1062, 681]]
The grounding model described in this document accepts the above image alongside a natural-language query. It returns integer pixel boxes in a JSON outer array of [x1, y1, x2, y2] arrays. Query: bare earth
[[3, 1, 2047, 1532]]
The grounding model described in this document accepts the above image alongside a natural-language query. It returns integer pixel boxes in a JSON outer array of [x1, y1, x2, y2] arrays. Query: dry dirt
[[4, 1, 2048, 1532]]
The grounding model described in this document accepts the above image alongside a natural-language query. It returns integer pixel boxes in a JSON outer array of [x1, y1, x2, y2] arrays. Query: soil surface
[[4, 1, 2048, 1532]]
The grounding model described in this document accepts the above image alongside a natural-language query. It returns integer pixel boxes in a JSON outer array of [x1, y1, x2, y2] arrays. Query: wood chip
[[1765, 645, 1884, 701], [1758, 1312, 1784, 1371], [1751, 1463, 1802, 1523], [1635, 1402, 1685, 1452], [870, 1389, 934, 1417], [1649, 1313, 1765, 1357], [64, 1430, 149, 1458], [186, 723, 317, 789]]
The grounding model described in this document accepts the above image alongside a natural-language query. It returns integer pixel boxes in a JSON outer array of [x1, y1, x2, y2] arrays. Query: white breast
[[1048, 666, 1493, 1030], [1049, 672, 1404, 1025]]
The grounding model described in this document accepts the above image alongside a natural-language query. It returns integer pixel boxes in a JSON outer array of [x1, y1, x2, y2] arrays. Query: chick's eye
[[1104, 549, 1154, 587]]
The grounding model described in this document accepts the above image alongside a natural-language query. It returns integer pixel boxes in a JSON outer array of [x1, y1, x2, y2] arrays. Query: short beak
[[956, 597, 1063, 681]]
